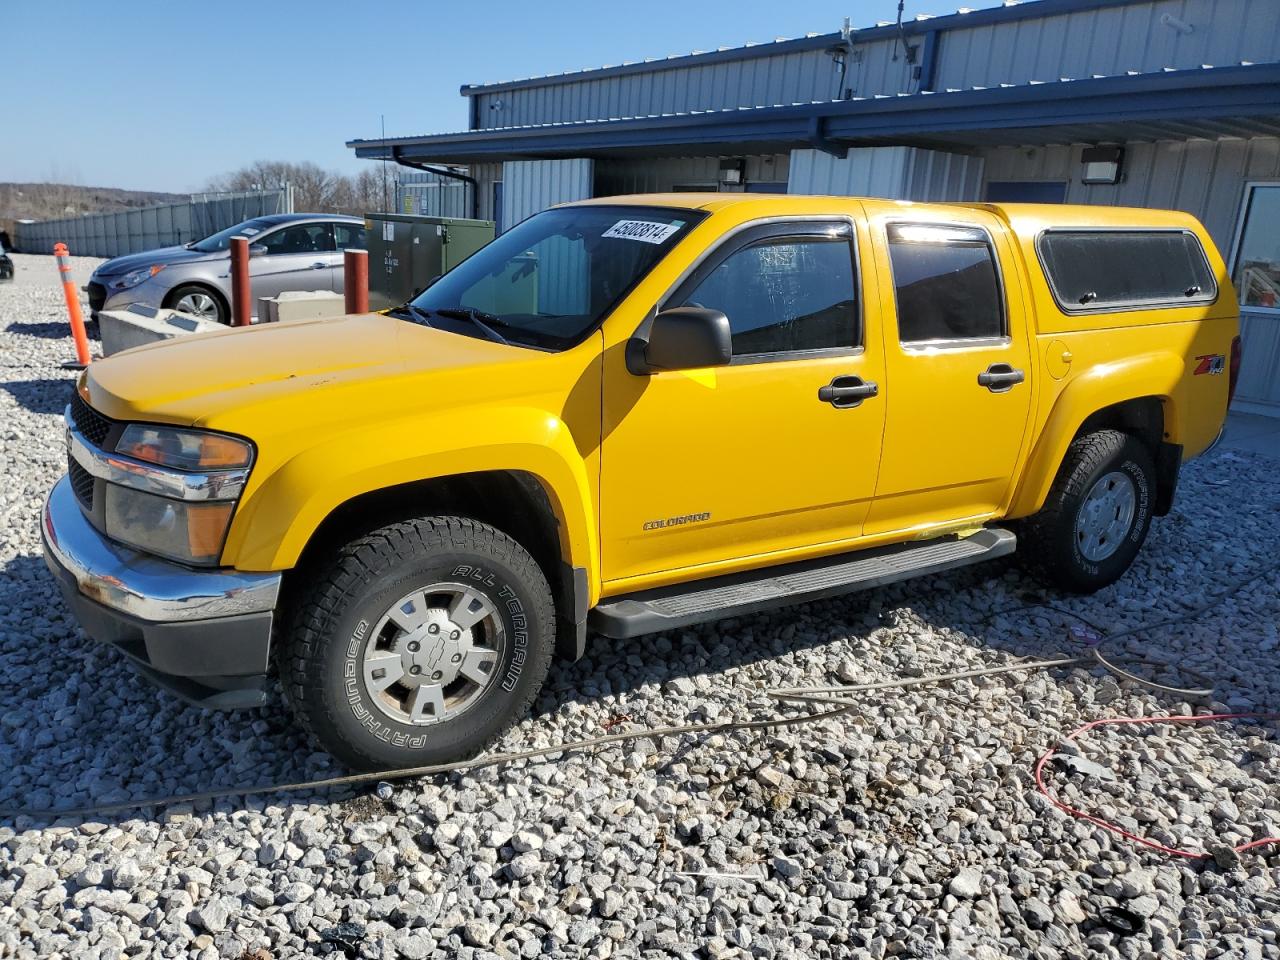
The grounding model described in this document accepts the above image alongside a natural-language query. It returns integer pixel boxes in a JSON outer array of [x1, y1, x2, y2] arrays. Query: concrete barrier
[[257, 290, 346, 324], [98, 305, 222, 357]]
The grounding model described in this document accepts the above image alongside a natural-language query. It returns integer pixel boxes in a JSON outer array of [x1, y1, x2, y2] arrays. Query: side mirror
[[248, 244, 268, 258], [628, 306, 732, 375]]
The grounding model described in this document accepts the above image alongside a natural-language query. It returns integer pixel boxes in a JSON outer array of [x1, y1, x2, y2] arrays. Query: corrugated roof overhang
[[348, 63, 1280, 165]]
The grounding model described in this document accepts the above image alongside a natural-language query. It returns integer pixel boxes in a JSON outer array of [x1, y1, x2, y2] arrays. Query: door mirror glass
[[248, 244, 268, 258], [630, 306, 732, 374]]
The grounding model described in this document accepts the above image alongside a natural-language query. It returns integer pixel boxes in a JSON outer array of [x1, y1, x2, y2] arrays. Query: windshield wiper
[[434, 307, 511, 346], [389, 303, 435, 327]]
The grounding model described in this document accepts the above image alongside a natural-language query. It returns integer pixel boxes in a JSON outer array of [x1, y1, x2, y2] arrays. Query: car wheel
[[1018, 429, 1155, 593], [167, 284, 228, 324], [284, 516, 555, 771]]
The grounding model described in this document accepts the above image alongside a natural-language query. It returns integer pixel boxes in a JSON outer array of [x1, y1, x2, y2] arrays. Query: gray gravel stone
[[949, 868, 984, 898]]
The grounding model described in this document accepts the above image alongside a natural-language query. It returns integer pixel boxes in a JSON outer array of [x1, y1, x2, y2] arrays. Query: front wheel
[[284, 517, 555, 771], [167, 284, 228, 324], [1018, 429, 1155, 593]]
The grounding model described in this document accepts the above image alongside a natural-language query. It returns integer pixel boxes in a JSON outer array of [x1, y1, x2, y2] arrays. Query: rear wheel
[[284, 517, 555, 771], [1018, 429, 1155, 593], [167, 284, 227, 324]]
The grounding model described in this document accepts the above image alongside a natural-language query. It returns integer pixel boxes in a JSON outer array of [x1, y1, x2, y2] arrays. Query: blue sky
[[4, 0, 1003, 193]]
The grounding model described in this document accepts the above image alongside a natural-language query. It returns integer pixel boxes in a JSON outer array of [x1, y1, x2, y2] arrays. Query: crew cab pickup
[[43, 195, 1240, 769]]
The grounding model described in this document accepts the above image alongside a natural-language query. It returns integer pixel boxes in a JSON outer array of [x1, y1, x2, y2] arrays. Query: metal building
[[349, 0, 1280, 415]]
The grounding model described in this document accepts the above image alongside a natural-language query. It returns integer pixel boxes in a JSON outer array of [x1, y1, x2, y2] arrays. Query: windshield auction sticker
[[602, 220, 682, 244]]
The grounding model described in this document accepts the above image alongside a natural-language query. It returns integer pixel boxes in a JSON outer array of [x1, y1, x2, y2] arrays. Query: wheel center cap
[[399, 608, 467, 686]]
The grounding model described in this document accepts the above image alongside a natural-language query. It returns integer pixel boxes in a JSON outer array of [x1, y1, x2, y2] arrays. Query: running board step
[[589, 528, 1016, 640]]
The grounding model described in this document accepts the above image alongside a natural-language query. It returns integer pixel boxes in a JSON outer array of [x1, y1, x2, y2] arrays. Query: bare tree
[[204, 161, 391, 215]]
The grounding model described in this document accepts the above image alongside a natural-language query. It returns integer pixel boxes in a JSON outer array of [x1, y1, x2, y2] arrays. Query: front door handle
[[818, 375, 878, 409], [311, 261, 328, 269], [977, 363, 1025, 393]]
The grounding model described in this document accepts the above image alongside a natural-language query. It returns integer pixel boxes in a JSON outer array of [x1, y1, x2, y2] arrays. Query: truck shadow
[[1, 378, 75, 416], [1, 453, 1275, 828], [4, 320, 99, 341]]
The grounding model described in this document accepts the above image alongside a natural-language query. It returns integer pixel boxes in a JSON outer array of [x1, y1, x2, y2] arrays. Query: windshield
[[408, 205, 703, 349], [190, 218, 276, 253]]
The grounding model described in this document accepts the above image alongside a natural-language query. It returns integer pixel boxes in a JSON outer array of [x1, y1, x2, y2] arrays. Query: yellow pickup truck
[[43, 194, 1240, 769]]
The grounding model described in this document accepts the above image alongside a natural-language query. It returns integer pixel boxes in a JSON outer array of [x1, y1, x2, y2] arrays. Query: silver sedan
[[86, 213, 366, 324]]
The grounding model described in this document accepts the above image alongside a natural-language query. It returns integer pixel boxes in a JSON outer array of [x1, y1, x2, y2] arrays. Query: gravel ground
[[1, 249, 1278, 959]]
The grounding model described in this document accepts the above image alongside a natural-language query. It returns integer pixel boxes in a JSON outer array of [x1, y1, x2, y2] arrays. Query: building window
[[1233, 184, 1280, 311], [1038, 230, 1216, 311], [886, 223, 1004, 344]]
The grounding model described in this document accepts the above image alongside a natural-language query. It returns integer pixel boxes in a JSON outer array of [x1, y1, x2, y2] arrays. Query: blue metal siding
[[464, 0, 1274, 132], [500, 159, 595, 315], [500, 159, 594, 229], [788, 147, 984, 202], [471, 38, 913, 130], [934, 0, 1280, 90], [980, 135, 1280, 251]]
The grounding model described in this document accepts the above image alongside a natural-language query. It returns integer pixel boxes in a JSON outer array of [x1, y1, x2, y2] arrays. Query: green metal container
[[363, 213, 495, 311]]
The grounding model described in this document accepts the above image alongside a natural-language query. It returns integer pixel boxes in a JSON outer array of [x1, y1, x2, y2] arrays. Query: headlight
[[117, 424, 253, 470], [111, 264, 165, 290], [104, 485, 234, 566]]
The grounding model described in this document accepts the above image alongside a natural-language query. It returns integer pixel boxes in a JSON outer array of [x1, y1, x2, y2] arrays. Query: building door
[[599, 218, 888, 584], [1230, 182, 1280, 414]]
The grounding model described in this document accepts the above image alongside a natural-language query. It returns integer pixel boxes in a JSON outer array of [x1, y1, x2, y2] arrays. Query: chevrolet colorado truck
[[43, 194, 1240, 770]]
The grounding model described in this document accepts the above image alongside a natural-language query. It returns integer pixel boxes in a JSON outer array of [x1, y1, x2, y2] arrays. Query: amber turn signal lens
[[191, 433, 254, 468], [116, 425, 252, 471], [186, 501, 234, 561]]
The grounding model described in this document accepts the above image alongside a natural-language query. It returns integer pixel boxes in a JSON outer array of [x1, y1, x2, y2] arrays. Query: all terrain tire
[[1018, 429, 1155, 593], [284, 516, 555, 771]]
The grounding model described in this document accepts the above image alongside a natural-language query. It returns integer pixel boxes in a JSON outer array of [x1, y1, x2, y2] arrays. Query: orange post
[[230, 236, 251, 327], [344, 248, 369, 314], [53, 243, 92, 368]]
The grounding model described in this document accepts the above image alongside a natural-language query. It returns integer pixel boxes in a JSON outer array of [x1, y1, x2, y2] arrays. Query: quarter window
[[1038, 230, 1215, 310], [334, 223, 367, 251], [675, 236, 858, 356], [887, 223, 1004, 343]]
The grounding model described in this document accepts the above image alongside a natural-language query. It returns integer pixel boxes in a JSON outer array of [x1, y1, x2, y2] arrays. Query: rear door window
[[1037, 230, 1216, 311], [886, 223, 1005, 344]]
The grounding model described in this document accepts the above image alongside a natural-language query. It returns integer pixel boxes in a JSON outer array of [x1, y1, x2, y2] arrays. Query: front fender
[[222, 405, 598, 588], [1007, 351, 1183, 519]]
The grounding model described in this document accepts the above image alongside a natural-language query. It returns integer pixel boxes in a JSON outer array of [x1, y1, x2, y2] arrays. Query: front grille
[[70, 392, 113, 448], [69, 459, 95, 508], [87, 281, 107, 313]]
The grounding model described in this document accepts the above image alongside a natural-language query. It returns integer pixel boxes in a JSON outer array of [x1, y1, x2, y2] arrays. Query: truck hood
[[82, 313, 534, 428], [94, 245, 223, 277]]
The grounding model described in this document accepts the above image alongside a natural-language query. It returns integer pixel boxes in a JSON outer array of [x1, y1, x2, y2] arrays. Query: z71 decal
[[1194, 354, 1226, 375]]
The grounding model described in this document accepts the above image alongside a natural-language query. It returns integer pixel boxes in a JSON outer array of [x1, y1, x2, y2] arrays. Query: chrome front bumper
[[43, 475, 278, 621], [42, 476, 283, 708]]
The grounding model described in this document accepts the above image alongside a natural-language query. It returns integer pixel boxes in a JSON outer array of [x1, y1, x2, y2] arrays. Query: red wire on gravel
[[1034, 712, 1280, 859]]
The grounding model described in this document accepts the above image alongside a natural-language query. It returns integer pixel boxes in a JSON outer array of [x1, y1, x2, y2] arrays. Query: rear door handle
[[818, 375, 878, 408], [977, 363, 1025, 393], [311, 261, 328, 269]]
